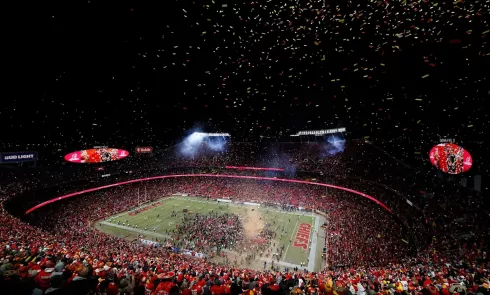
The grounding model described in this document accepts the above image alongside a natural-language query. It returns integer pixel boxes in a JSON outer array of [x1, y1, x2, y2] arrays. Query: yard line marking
[[100, 222, 171, 239], [221, 249, 303, 269], [108, 195, 171, 221], [282, 219, 299, 262], [272, 210, 288, 233], [131, 199, 176, 230]]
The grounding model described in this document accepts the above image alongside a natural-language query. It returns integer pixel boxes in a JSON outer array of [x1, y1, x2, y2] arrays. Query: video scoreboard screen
[[64, 148, 129, 163], [429, 143, 472, 174]]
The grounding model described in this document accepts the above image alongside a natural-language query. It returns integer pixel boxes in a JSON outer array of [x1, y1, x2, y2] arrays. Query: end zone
[[293, 223, 312, 250]]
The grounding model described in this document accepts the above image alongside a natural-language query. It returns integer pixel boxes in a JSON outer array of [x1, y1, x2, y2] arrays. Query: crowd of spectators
[[1, 176, 489, 295], [161, 142, 349, 174], [174, 212, 243, 254], [20, 178, 407, 265], [0, 143, 488, 295], [0, 175, 488, 295]]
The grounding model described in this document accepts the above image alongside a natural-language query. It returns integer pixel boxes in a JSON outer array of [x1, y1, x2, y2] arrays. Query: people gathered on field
[[0, 177, 488, 295], [174, 212, 243, 254]]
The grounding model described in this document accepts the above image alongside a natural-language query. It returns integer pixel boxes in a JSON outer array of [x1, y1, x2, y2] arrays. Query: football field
[[95, 196, 325, 271]]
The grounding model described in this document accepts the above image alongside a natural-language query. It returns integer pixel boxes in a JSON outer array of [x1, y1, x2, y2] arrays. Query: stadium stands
[[0, 141, 488, 295], [1, 172, 488, 295]]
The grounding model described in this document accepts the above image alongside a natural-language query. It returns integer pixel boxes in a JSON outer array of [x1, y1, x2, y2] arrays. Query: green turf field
[[95, 196, 323, 270]]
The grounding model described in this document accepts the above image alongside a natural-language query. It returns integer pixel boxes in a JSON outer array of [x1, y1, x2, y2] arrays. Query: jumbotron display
[[64, 148, 129, 163], [429, 143, 472, 174]]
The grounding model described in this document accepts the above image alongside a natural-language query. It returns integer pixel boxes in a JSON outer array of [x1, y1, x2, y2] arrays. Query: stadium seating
[[1, 174, 488, 295], [0, 141, 488, 295]]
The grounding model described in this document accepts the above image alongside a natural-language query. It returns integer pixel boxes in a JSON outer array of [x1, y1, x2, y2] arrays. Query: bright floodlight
[[290, 128, 346, 136], [179, 132, 230, 156], [193, 132, 231, 137]]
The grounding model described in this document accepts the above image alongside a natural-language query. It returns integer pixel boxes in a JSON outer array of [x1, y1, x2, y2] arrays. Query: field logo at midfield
[[293, 223, 311, 250]]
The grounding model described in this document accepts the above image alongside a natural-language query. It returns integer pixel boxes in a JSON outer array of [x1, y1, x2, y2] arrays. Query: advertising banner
[[135, 146, 153, 153], [217, 198, 232, 203], [0, 151, 38, 163], [243, 202, 260, 207], [64, 148, 129, 163]]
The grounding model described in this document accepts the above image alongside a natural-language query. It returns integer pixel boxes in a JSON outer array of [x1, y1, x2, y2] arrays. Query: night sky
[[3, 0, 489, 176]]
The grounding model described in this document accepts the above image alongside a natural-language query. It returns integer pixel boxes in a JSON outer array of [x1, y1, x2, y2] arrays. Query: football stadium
[[1, 1, 489, 295]]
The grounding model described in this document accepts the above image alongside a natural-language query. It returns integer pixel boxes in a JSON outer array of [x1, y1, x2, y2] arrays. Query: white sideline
[[282, 220, 299, 262], [308, 214, 321, 271], [99, 222, 171, 239]]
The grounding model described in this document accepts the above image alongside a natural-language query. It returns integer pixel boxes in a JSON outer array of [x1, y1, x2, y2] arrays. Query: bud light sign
[[0, 151, 38, 163]]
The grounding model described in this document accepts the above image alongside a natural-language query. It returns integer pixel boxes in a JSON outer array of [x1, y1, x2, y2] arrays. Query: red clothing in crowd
[[191, 284, 203, 295], [145, 282, 155, 295], [155, 281, 176, 295], [211, 284, 225, 295], [35, 268, 54, 291], [107, 282, 119, 295]]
